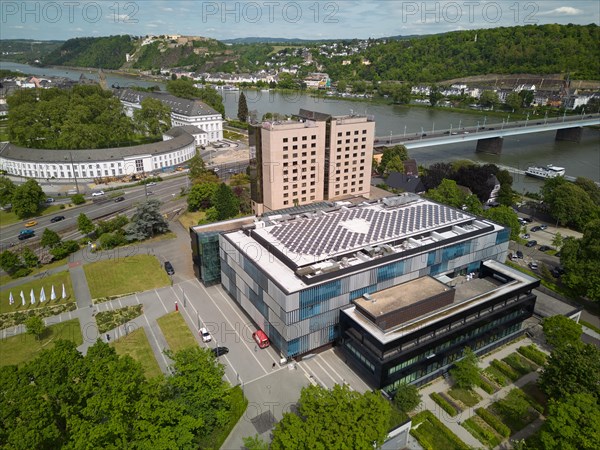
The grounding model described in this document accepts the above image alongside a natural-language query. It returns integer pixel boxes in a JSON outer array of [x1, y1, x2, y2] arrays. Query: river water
[[3, 61, 599, 191]]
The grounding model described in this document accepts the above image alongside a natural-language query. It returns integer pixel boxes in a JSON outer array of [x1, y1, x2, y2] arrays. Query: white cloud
[[544, 7, 583, 16]]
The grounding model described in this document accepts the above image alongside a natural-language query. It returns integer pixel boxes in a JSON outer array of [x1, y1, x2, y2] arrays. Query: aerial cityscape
[[0, 1, 599, 449]]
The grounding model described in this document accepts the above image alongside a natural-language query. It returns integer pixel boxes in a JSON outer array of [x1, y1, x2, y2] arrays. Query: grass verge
[[0, 204, 65, 227], [581, 319, 600, 334], [157, 311, 198, 353], [199, 385, 248, 450], [178, 210, 207, 229], [0, 271, 73, 314], [463, 416, 502, 449], [111, 326, 162, 379], [0, 318, 82, 367], [83, 255, 170, 301], [448, 387, 482, 407], [410, 410, 470, 450], [96, 305, 143, 334]]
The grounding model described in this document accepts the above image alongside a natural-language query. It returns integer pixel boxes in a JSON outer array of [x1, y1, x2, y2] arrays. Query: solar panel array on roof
[[266, 201, 466, 257]]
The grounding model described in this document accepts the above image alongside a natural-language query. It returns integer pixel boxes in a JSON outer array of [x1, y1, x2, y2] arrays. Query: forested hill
[[42, 36, 135, 69], [317, 24, 600, 82]]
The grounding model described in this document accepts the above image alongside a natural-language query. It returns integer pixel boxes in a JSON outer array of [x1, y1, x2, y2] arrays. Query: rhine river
[[2, 61, 599, 192]]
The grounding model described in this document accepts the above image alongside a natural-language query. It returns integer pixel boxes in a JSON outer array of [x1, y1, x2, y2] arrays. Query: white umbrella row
[[8, 284, 67, 306]]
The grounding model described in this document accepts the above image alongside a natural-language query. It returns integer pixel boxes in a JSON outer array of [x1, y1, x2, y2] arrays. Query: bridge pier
[[476, 137, 503, 154], [555, 127, 582, 142]]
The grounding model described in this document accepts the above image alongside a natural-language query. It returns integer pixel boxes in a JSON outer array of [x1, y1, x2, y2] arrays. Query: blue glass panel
[[427, 251, 437, 266], [350, 284, 377, 300], [377, 261, 405, 282], [496, 228, 510, 245], [300, 280, 341, 307]]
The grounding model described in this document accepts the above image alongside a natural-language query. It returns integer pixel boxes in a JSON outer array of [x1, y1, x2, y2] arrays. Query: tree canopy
[[211, 183, 240, 221], [450, 347, 481, 389], [11, 179, 45, 219], [542, 315, 583, 348], [270, 384, 391, 450], [126, 199, 169, 240], [133, 97, 172, 137], [166, 79, 225, 116], [541, 177, 600, 231], [238, 92, 249, 122]]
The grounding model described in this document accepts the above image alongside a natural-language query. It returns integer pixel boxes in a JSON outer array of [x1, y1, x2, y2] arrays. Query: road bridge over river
[[375, 113, 600, 154]]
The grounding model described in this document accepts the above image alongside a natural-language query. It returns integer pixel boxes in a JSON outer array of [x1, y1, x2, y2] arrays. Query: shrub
[[490, 359, 520, 381], [517, 345, 547, 365], [71, 194, 85, 205], [476, 408, 510, 438], [503, 353, 537, 376], [411, 410, 470, 450], [59, 204, 65, 209], [12, 267, 32, 278], [430, 392, 459, 416], [98, 232, 126, 250], [483, 366, 509, 387], [476, 375, 496, 394], [50, 240, 79, 260]]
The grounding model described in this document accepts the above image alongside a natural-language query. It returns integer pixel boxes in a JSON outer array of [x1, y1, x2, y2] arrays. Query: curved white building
[[0, 126, 200, 180]]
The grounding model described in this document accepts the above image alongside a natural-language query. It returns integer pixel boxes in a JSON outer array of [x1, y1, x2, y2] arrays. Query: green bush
[[98, 232, 126, 250], [50, 240, 80, 260], [476, 408, 510, 438], [411, 410, 470, 450], [430, 392, 459, 417], [476, 375, 496, 394], [59, 204, 65, 209], [490, 359, 520, 381], [12, 267, 32, 278], [517, 345, 547, 365], [483, 366, 509, 387], [71, 194, 85, 205], [463, 417, 502, 448], [503, 353, 537, 376], [226, 119, 248, 130]]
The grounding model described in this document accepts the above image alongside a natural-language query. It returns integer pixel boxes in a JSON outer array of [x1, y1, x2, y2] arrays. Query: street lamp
[[544, 110, 548, 124], [525, 112, 529, 127], [432, 122, 435, 134], [389, 130, 392, 145], [476, 121, 480, 133], [420, 127, 424, 139], [403, 125, 407, 137], [483, 116, 487, 127]]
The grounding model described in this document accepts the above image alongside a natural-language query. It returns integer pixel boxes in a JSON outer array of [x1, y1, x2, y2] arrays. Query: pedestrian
[[272, 362, 276, 369], [106, 333, 110, 342], [254, 345, 258, 352]]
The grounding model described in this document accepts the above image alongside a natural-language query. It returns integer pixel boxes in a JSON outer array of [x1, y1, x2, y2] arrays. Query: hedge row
[[483, 366, 509, 387], [503, 353, 537, 376], [430, 392, 459, 417], [411, 410, 470, 450], [517, 344, 547, 365], [476, 407, 511, 438], [463, 416, 502, 448], [490, 359, 520, 381], [476, 374, 496, 394]]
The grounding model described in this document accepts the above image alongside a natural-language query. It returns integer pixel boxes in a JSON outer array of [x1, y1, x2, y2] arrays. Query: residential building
[[214, 194, 514, 372], [249, 109, 374, 214]]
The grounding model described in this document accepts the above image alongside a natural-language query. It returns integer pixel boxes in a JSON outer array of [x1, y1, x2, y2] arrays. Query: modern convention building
[[115, 89, 223, 143], [210, 193, 536, 392], [249, 109, 375, 214]]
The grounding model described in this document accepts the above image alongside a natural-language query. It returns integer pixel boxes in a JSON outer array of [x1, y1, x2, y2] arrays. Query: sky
[[1, 1, 599, 41]]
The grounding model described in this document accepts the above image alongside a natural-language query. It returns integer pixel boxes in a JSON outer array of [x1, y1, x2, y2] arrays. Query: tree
[[574, 177, 600, 206], [11, 179, 45, 218], [539, 343, 600, 401], [336, 80, 347, 93], [21, 247, 40, 268], [41, 228, 61, 249], [0, 250, 24, 275], [463, 194, 484, 215], [187, 182, 219, 212], [393, 383, 421, 413], [277, 73, 296, 90], [483, 205, 521, 241], [479, 90, 500, 108], [133, 97, 171, 137], [505, 92, 522, 111], [425, 179, 465, 208], [242, 435, 269, 450], [551, 232, 564, 250], [499, 389, 532, 422], [237, 92, 248, 122], [25, 316, 46, 340], [126, 199, 169, 240], [212, 183, 239, 221], [271, 384, 391, 450], [450, 347, 481, 389], [542, 315, 582, 348], [422, 162, 454, 190], [542, 181, 599, 230], [77, 213, 94, 235], [71, 193, 85, 205], [560, 220, 600, 302], [428, 84, 443, 106], [229, 173, 250, 186], [379, 145, 409, 175], [519, 90, 534, 108], [0, 176, 16, 206], [392, 83, 412, 104], [50, 240, 80, 260], [539, 393, 600, 450]]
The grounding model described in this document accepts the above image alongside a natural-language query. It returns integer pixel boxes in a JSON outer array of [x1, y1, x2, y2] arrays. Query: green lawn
[[83, 255, 171, 301], [111, 327, 162, 379], [411, 410, 470, 450], [0, 271, 74, 314], [0, 204, 65, 227], [96, 305, 143, 334], [0, 318, 82, 367], [463, 416, 503, 449], [157, 311, 197, 353], [448, 387, 482, 407]]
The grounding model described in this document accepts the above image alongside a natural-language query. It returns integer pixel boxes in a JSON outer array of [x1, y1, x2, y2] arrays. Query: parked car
[[522, 233, 530, 239], [516, 250, 524, 259], [164, 261, 175, 275], [211, 347, 229, 357], [252, 330, 270, 349], [199, 327, 212, 343], [521, 217, 533, 223], [525, 240, 537, 247], [550, 267, 562, 278], [538, 245, 552, 252], [114, 196, 125, 202], [91, 191, 105, 197], [50, 215, 65, 223], [528, 262, 539, 270], [45, 197, 55, 203], [539, 224, 548, 230], [18, 229, 35, 240], [530, 226, 541, 232]]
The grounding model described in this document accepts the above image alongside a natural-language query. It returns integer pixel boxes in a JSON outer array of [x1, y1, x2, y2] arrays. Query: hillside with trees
[[42, 35, 135, 69], [316, 24, 600, 82]]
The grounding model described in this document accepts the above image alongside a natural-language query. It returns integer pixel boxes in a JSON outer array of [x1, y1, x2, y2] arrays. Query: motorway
[[1, 176, 189, 248]]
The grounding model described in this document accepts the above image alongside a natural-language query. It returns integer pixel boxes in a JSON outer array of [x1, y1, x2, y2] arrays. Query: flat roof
[[252, 195, 473, 268], [342, 260, 539, 345], [357, 276, 450, 316]]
